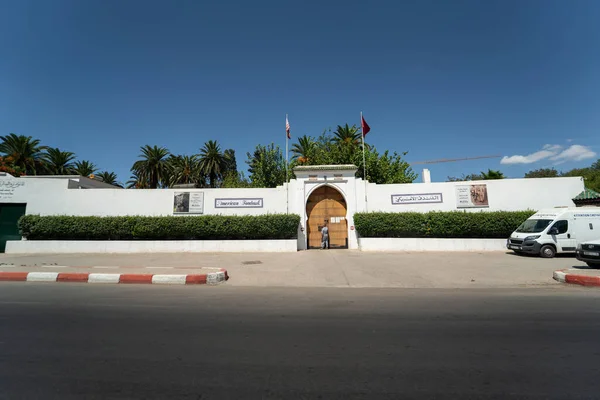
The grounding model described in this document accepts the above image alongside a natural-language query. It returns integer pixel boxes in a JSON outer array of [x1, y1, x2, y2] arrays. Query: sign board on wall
[[0, 179, 25, 201], [391, 193, 443, 205], [456, 184, 489, 208], [215, 198, 263, 208], [173, 192, 204, 214]]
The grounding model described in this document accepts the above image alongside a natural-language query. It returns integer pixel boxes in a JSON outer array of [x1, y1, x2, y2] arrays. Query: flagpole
[[361, 112, 368, 211], [285, 114, 289, 183], [285, 114, 289, 214]]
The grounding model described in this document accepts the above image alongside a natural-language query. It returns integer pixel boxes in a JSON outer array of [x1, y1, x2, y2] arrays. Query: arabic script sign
[[391, 193, 443, 205], [215, 198, 263, 208], [0, 179, 25, 200]]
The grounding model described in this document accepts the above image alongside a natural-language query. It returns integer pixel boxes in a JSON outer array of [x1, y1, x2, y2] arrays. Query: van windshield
[[516, 219, 553, 233]]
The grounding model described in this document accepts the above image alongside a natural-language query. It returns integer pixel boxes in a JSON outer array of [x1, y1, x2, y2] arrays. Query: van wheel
[[586, 262, 600, 269], [540, 245, 556, 258]]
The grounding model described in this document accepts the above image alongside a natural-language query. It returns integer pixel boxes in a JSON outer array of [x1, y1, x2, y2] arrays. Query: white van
[[507, 208, 600, 258]]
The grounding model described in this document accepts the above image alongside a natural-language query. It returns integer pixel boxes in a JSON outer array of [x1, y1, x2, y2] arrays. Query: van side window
[[551, 220, 568, 234], [590, 223, 594, 230]]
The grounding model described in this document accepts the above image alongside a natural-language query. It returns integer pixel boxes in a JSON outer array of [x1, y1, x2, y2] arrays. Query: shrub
[[18, 214, 300, 241], [354, 211, 535, 238]]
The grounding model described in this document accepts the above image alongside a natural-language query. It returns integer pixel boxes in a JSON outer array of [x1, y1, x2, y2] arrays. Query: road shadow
[[504, 251, 577, 259], [570, 264, 600, 270]]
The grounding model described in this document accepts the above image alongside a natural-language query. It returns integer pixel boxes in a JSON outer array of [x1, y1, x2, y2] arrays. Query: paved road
[[1, 284, 600, 399]]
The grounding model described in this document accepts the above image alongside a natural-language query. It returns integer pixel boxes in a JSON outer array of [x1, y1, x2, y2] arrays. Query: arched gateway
[[306, 185, 348, 249]]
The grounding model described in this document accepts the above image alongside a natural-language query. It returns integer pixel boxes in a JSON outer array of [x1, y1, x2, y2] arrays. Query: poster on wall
[[456, 184, 489, 208], [391, 193, 443, 205], [0, 179, 25, 201], [173, 192, 204, 214]]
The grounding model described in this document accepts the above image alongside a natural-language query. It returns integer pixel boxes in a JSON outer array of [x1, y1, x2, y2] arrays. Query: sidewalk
[[554, 268, 600, 287], [0, 250, 586, 288]]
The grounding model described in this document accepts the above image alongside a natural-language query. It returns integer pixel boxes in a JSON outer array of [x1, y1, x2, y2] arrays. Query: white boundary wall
[[0, 171, 586, 252], [6, 239, 297, 254], [359, 238, 507, 252]]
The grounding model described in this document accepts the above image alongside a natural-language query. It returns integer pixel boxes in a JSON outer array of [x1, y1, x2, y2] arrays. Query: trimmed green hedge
[[18, 214, 300, 241], [354, 211, 536, 238]]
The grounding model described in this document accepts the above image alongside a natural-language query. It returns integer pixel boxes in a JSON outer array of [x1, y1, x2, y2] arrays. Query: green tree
[[447, 173, 486, 182], [131, 145, 170, 189], [358, 147, 417, 184], [331, 124, 362, 164], [524, 168, 559, 178], [246, 143, 286, 188], [332, 124, 361, 146], [223, 149, 237, 175], [126, 171, 148, 189], [198, 140, 226, 188], [96, 171, 121, 187], [291, 135, 317, 164], [167, 155, 200, 187], [73, 160, 98, 177], [0, 133, 47, 175], [42, 147, 76, 175], [0, 156, 25, 176], [562, 167, 600, 192], [481, 169, 505, 180], [221, 171, 251, 188]]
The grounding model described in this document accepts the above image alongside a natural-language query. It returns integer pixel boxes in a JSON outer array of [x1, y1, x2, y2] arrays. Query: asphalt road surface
[[1, 284, 600, 399]]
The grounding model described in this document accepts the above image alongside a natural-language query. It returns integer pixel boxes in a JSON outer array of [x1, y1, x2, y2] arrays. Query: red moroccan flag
[[286, 116, 291, 139], [361, 115, 370, 137]]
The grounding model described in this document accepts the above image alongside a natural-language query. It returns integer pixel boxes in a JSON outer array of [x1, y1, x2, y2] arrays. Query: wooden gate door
[[306, 186, 348, 249]]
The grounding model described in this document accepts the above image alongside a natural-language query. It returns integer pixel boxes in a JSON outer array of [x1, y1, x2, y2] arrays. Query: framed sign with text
[[456, 184, 489, 208], [215, 198, 263, 208], [173, 192, 204, 214], [391, 193, 443, 205]]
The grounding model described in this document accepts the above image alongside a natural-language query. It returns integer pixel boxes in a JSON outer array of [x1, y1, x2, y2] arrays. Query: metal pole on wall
[[361, 111, 367, 212], [285, 114, 289, 184], [285, 114, 290, 214]]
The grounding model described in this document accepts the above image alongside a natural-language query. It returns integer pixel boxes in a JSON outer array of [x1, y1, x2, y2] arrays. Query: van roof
[[530, 208, 600, 218]]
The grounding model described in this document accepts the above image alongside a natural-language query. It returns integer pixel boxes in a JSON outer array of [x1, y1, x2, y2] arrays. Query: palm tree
[[198, 140, 226, 188], [0, 133, 46, 175], [331, 124, 362, 164], [481, 169, 505, 180], [73, 160, 98, 177], [131, 145, 170, 189], [223, 149, 237, 175], [126, 171, 148, 189], [291, 135, 316, 164], [332, 124, 361, 146], [96, 171, 121, 187], [167, 155, 200, 186], [42, 147, 76, 175]]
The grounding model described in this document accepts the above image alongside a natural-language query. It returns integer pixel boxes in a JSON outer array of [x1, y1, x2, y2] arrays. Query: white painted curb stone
[[88, 273, 121, 284], [207, 271, 226, 284], [26, 272, 59, 282], [151, 274, 187, 285], [553, 270, 567, 283]]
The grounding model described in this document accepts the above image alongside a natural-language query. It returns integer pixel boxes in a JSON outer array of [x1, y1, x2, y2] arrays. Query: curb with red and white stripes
[[553, 269, 600, 287], [0, 268, 228, 285]]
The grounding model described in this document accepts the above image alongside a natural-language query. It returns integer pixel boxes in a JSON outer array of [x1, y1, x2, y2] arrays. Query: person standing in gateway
[[321, 221, 330, 249]]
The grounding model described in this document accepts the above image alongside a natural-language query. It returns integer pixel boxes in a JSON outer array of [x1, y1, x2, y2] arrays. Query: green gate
[[0, 204, 27, 253]]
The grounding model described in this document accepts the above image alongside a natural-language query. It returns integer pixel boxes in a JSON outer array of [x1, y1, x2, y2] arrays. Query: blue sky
[[2, 0, 600, 183]]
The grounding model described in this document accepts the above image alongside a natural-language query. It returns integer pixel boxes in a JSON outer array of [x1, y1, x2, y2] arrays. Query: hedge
[[353, 211, 536, 239], [18, 214, 301, 241]]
